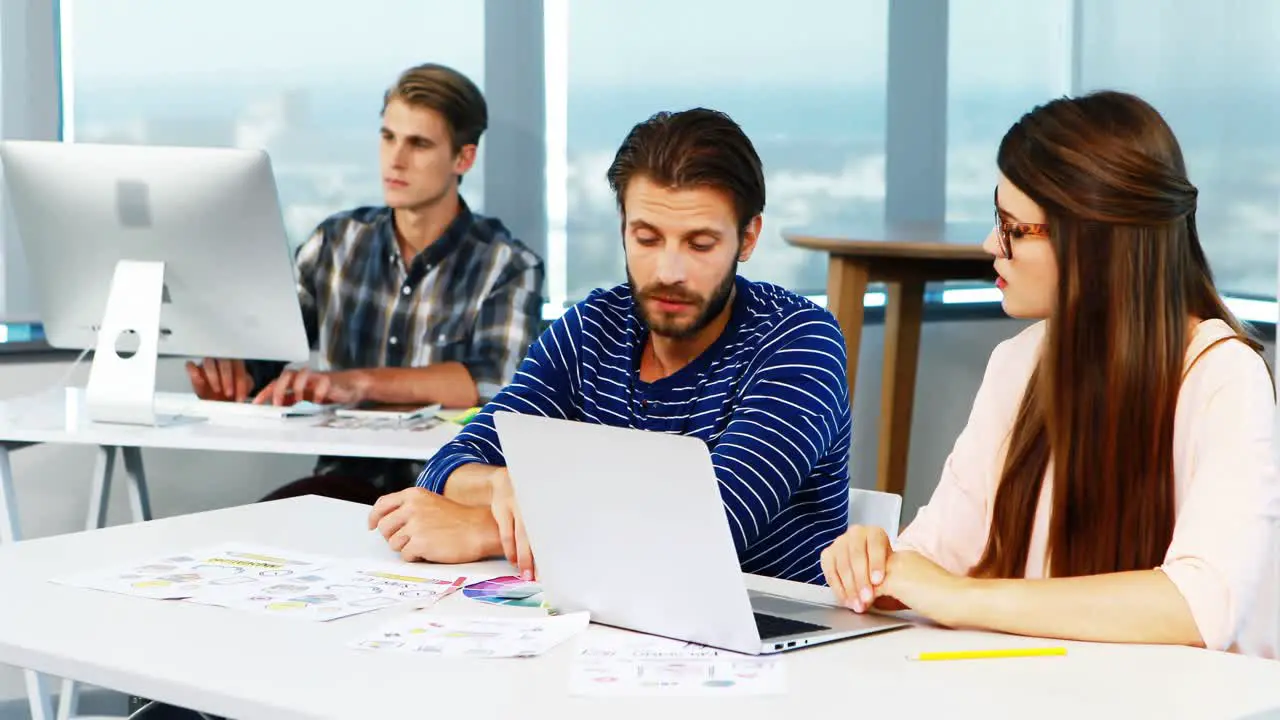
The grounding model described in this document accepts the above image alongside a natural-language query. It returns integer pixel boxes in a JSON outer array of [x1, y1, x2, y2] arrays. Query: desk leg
[[0, 444, 19, 546], [877, 279, 925, 496], [0, 447, 58, 720], [827, 256, 871, 405], [24, 671, 55, 720], [54, 677, 79, 720], [76, 448, 145, 719], [84, 446, 119, 531], [121, 447, 153, 523]]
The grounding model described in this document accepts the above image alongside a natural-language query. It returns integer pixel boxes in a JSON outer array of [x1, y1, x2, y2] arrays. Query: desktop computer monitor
[[0, 140, 311, 425]]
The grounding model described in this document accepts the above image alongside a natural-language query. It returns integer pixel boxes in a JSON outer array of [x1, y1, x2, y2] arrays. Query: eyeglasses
[[993, 187, 1050, 260]]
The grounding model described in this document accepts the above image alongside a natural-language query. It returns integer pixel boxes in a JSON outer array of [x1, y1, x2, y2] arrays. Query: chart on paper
[[570, 635, 786, 697], [193, 563, 471, 621], [352, 611, 590, 658], [52, 544, 331, 600], [52, 544, 484, 621]]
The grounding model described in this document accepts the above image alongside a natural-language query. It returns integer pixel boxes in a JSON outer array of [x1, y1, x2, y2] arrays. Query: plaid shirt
[[250, 200, 544, 488]]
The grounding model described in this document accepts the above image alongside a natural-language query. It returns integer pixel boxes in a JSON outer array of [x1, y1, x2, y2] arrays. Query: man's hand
[[488, 467, 535, 580], [186, 358, 252, 402], [368, 487, 500, 563], [254, 367, 372, 406]]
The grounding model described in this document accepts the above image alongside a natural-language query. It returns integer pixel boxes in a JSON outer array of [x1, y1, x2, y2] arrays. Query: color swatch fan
[[462, 576, 543, 608]]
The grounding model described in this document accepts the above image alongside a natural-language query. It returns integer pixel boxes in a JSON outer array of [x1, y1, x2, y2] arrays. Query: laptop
[[493, 412, 910, 655]]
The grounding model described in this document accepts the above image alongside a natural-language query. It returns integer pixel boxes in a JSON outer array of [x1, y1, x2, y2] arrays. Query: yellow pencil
[[908, 647, 1067, 661]]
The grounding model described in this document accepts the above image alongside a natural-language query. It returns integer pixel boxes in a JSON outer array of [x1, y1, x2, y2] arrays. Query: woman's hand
[[820, 525, 896, 612], [822, 527, 974, 621], [878, 550, 972, 627]]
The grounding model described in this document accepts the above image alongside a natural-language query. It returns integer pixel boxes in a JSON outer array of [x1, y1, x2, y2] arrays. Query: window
[[946, 0, 1073, 225], [564, 0, 888, 300], [1075, 0, 1280, 299], [63, 0, 485, 250], [3, 1, 1275, 333]]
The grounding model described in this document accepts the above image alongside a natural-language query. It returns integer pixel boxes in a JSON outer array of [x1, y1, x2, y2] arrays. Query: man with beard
[[368, 108, 851, 584]]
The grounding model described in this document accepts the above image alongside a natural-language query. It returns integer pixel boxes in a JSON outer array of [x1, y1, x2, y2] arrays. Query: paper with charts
[[570, 635, 786, 697], [52, 544, 331, 601], [352, 611, 590, 658], [53, 544, 475, 620], [190, 561, 471, 621]]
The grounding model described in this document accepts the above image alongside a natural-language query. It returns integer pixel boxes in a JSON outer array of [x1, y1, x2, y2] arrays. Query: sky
[[67, 0, 1280, 93], [62, 0, 1066, 91], [66, 0, 486, 85]]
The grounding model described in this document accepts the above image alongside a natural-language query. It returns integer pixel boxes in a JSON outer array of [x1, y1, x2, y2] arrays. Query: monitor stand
[[84, 259, 179, 426]]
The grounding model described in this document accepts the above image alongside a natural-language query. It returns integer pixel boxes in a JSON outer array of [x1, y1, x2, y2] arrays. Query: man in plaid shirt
[[186, 63, 544, 503]]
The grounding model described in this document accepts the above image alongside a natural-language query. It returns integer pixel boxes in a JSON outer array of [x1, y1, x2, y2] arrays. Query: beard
[[628, 260, 738, 340]]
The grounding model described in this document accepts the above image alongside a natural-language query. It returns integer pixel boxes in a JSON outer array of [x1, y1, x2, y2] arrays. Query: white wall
[[847, 317, 1032, 515]]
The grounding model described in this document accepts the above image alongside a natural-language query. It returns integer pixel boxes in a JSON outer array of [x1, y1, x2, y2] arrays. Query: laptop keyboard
[[753, 612, 830, 640]]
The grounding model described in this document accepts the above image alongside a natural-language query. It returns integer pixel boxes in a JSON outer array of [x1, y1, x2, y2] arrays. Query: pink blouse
[[897, 319, 1280, 657]]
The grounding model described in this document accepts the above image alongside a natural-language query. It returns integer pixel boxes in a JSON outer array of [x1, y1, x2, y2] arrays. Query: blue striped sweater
[[418, 276, 851, 583]]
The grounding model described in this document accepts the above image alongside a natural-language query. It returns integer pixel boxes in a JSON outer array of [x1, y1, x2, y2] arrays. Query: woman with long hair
[[822, 90, 1278, 657]]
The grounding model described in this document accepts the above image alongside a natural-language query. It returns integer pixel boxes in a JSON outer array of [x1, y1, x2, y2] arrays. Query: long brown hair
[[973, 90, 1265, 579]]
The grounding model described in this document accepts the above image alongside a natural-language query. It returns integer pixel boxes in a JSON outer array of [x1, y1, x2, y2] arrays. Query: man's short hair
[[382, 63, 488, 154], [606, 108, 766, 235]]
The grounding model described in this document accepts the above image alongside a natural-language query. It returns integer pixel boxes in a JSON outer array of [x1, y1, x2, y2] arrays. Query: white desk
[[0, 390, 460, 720], [0, 390, 460, 467], [0, 389, 460, 536], [0, 496, 1276, 720]]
